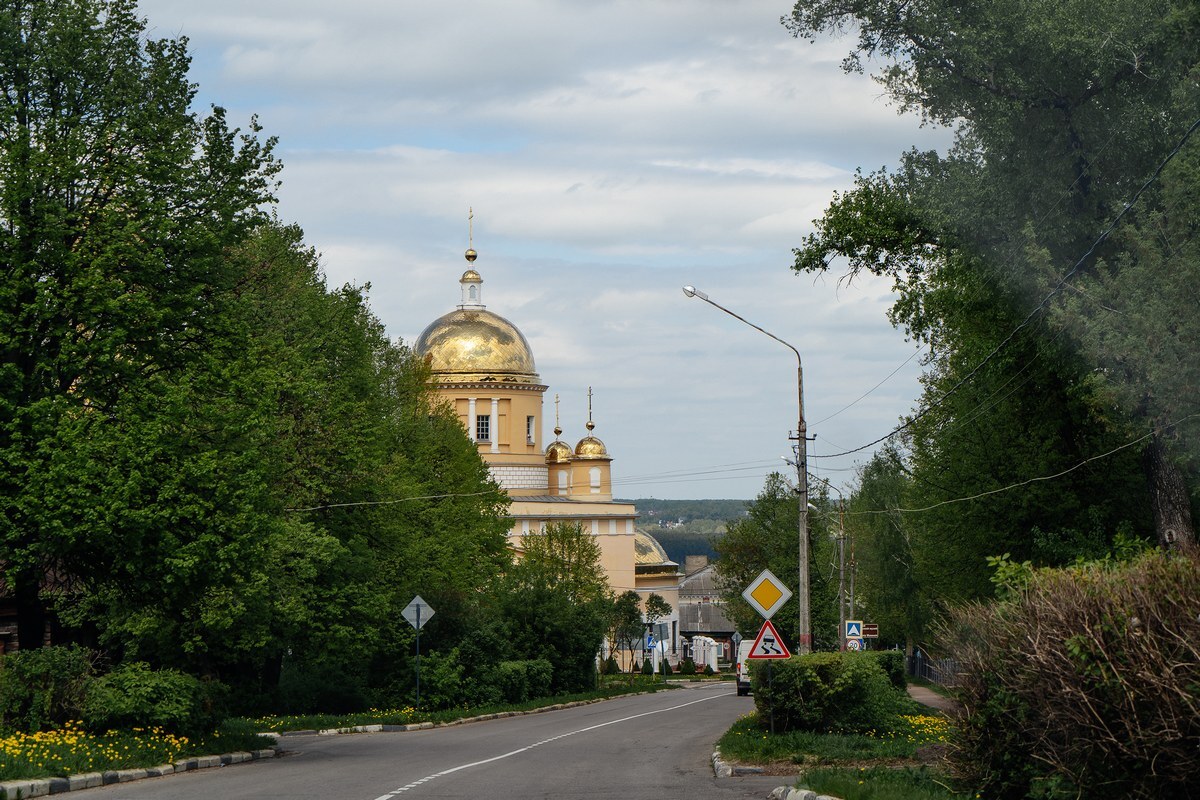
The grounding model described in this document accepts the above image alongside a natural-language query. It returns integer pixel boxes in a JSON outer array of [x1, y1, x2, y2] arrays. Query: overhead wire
[[848, 411, 1199, 516]]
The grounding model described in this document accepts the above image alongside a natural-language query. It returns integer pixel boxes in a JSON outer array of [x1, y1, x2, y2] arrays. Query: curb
[[712, 749, 843, 800], [769, 788, 842, 800], [0, 748, 279, 799]]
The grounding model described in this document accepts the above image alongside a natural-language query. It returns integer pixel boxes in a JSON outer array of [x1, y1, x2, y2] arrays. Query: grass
[[799, 765, 972, 800], [717, 712, 950, 764], [0, 721, 274, 782], [248, 678, 679, 733], [718, 709, 972, 800]]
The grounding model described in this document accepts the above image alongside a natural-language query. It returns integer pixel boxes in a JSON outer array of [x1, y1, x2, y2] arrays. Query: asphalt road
[[62, 683, 791, 800]]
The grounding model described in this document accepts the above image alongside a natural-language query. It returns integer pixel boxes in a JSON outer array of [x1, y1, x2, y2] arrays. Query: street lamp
[[682, 285, 812, 654]]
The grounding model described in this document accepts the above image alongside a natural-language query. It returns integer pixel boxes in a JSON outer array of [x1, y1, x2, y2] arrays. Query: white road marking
[[371, 689, 734, 799]]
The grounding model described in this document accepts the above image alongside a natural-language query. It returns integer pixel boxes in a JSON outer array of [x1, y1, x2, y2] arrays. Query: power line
[[849, 411, 1198, 516]]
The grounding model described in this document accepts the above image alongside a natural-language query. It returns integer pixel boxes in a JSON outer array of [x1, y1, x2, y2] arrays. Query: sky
[[137, 0, 951, 500]]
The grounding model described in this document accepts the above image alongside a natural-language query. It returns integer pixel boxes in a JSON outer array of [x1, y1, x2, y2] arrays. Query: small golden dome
[[465, 248, 478, 263], [634, 530, 672, 566], [545, 440, 573, 464], [461, 268, 481, 281], [414, 309, 538, 382], [574, 434, 609, 459]]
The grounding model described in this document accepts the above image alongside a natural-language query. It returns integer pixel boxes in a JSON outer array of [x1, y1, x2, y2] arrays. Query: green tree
[[0, 0, 280, 650], [714, 473, 837, 651], [846, 447, 930, 652], [499, 521, 611, 693], [606, 590, 643, 672], [785, 0, 1196, 553]]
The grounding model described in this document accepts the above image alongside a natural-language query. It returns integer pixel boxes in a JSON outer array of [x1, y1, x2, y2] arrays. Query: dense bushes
[[945, 549, 1200, 799], [752, 652, 911, 735], [0, 647, 219, 736], [0, 646, 95, 732], [82, 662, 222, 737], [867, 651, 906, 691], [493, 660, 553, 703]]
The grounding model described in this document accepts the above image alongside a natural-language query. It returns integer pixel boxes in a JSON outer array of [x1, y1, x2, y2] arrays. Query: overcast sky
[[137, 0, 950, 500]]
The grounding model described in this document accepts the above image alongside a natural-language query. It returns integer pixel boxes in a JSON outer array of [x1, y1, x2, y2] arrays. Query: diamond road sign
[[402, 595, 435, 630], [742, 569, 793, 620]]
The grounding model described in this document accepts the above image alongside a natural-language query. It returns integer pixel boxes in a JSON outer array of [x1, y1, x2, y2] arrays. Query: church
[[413, 245, 683, 666]]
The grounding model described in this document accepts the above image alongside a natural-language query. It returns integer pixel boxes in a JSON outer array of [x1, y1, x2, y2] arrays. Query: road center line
[[371, 689, 734, 799]]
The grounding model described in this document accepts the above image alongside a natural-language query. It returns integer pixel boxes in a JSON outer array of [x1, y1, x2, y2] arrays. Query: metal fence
[[907, 650, 961, 687]]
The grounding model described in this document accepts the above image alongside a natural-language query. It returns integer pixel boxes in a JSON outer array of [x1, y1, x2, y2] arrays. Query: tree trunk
[[14, 570, 46, 651], [1143, 433, 1196, 550]]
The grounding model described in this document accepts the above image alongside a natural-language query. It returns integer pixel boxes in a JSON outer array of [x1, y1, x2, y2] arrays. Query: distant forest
[[619, 498, 748, 567]]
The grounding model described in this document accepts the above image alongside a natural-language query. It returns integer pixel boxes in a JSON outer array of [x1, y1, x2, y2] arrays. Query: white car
[[735, 640, 753, 696]]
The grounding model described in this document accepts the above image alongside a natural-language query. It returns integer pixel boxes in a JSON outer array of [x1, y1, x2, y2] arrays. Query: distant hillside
[[620, 498, 747, 566], [620, 498, 748, 522]]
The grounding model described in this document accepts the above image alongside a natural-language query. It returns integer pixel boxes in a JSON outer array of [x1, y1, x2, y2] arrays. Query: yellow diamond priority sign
[[742, 569, 793, 620]]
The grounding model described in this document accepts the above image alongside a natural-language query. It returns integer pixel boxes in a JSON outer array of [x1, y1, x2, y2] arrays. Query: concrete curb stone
[[0, 748, 278, 799]]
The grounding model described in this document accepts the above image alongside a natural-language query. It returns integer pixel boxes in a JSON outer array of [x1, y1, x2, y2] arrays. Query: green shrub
[[0, 645, 96, 732], [753, 652, 908, 734], [602, 656, 621, 675], [641, 658, 654, 675], [945, 549, 1200, 800], [702, 663, 715, 676], [660, 659, 673, 676], [82, 662, 222, 737], [277, 660, 369, 714], [416, 649, 467, 710], [678, 658, 696, 675], [489, 659, 554, 703], [869, 650, 907, 691]]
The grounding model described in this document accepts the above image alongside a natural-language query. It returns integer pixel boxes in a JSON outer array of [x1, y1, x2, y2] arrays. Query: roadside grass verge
[[717, 711, 971, 800], [248, 678, 678, 733], [798, 765, 971, 800], [0, 720, 273, 782]]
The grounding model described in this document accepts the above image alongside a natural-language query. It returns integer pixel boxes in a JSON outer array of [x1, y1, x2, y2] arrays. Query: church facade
[[413, 254, 682, 664]]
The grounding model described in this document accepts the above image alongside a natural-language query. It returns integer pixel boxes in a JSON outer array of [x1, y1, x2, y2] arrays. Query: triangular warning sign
[[747, 620, 791, 659]]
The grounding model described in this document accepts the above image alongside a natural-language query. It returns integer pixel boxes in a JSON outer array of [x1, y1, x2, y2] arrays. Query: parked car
[[735, 640, 753, 696]]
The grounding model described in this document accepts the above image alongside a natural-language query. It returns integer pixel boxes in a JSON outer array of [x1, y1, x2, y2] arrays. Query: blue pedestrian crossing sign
[[845, 620, 863, 638]]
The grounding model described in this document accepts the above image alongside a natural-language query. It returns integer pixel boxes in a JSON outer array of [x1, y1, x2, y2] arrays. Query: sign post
[[742, 571, 795, 734], [403, 596, 435, 707]]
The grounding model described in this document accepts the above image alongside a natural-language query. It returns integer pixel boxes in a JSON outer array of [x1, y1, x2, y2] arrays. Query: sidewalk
[[907, 683, 960, 714]]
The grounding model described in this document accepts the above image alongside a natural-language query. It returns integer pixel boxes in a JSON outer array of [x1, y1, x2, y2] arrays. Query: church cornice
[[434, 379, 548, 392]]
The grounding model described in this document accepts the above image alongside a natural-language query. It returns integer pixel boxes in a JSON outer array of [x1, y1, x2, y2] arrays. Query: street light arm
[[683, 288, 802, 367], [683, 284, 812, 654]]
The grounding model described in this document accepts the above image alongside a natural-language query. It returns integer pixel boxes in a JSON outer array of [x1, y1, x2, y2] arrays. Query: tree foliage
[[0, 0, 281, 650], [714, 473, 837, 650], [498, 521, 610, 693], [786, 0, 1198, 585]]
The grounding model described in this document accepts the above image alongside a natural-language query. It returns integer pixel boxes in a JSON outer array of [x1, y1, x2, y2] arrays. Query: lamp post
[[683, 285, 811, 654]]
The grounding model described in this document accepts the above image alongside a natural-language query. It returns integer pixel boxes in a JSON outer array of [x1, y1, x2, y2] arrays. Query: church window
[[476, 414, 491, 441], [468, 285, 478, 302], [589, 466, 601, 492], [526, 415, 536, 444]]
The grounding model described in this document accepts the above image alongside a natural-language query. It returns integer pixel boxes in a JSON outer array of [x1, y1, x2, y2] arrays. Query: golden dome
[[634, 530, 672, 566], [573, 434, 609, 459], [415, 309, 539, 383], [461, 268, 481, 281], [545, 440, 573, 464]]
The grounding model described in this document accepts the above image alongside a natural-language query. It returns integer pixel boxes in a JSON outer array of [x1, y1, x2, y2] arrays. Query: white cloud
[[137, 0, 948, 498]]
